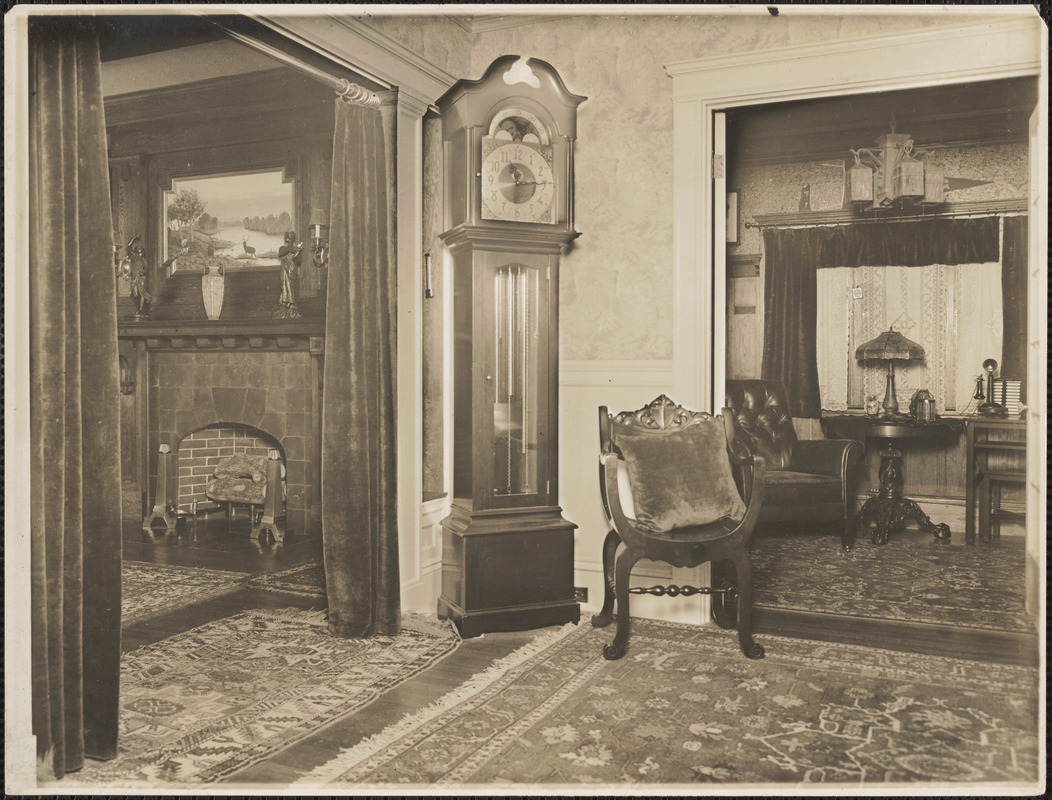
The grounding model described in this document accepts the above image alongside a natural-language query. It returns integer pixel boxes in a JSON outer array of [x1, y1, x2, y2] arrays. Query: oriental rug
[[297, 618, 1039, 791], [122, 562, 248, 626], [244, 560, 326, 599], [59, 610, 461, 788], [751, 533, 1032, 632]]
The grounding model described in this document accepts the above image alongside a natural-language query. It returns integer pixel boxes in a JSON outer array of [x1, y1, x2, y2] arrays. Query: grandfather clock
[[436, 56, 585, 637]]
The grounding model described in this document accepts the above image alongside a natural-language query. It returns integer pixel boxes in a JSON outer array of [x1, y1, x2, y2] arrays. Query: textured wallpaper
[[369, 11, 1013, 361]]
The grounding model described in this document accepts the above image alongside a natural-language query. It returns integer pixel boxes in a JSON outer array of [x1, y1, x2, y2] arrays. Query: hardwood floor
[[122, 514, 549, 784]]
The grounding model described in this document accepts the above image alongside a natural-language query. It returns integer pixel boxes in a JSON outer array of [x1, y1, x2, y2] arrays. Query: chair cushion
[[616, 421, 746, 533], [762, 469, 841, 508]]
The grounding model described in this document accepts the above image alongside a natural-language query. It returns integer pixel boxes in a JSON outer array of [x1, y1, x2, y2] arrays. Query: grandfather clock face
[[480, 138, 555, 224]]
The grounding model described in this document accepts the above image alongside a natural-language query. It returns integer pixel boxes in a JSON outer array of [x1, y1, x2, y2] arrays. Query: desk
[[856, 419, 956, 545], [965, 418, 1027, 544]]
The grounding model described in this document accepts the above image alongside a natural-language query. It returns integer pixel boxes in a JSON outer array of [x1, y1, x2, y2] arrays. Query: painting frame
[[162, 169, 296, 274]]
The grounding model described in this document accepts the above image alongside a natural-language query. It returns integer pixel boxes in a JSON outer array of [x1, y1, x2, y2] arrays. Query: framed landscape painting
[[163, 169, 295, 272]]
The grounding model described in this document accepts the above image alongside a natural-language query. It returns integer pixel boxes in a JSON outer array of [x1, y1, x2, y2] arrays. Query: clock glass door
[[492, 261, 543, 498]]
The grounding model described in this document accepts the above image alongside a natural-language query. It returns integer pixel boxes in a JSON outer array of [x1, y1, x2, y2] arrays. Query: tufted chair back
[[724, 380, 797, 471]]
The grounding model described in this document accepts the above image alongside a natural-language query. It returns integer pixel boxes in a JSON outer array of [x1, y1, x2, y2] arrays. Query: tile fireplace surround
[[120, 321, 324, 535]]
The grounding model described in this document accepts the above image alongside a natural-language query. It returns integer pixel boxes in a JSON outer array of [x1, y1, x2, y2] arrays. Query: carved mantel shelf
[[118, 319, 325, 353]]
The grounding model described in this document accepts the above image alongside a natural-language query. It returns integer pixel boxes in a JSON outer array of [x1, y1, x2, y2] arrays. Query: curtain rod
[[746, 208, 1027, 231], [205, 18, 381, 108]]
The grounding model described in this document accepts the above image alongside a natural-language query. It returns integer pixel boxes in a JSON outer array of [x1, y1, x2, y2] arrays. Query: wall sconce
[[424, 252, 434, 298], [309, 208, 329, 269], [119, 355, 135, 395]]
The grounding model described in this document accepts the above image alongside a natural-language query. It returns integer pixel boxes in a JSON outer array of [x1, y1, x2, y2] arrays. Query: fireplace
[[121, 322, 324, 535], [177, 424, 283, 511]]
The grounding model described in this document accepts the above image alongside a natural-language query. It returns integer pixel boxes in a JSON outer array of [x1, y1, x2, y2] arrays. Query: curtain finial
[[336, 79, 380, 109]]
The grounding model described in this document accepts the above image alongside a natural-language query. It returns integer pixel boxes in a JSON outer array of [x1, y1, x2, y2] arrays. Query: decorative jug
[[201, 263, 225, 320]]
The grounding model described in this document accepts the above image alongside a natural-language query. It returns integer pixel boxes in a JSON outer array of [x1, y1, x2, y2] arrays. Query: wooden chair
[[591, 395, 766, 661]]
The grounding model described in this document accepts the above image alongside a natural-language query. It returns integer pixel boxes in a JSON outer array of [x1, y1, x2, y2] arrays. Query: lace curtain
[[816, 263, 1003, 413], [762, 218, 1000, 417]]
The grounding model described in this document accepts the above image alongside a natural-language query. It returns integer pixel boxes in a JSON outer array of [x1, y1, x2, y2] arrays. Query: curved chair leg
[[732, 552, 764, 660], [591, 530, 621, 629], [603, 547, 641, 660], [710, 559, 739, 630], [841, 516, 857, 551]]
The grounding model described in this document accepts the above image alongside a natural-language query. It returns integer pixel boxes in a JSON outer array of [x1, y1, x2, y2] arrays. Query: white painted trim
[[259, 15, 456, 105], [666, 17, 1043, 101]]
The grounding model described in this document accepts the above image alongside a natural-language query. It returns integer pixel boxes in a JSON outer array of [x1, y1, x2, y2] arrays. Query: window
[[816, 262, 1002, 414]]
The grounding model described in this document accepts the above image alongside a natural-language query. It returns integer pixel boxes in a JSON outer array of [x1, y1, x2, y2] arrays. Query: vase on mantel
[[201, 264, 225, 320]]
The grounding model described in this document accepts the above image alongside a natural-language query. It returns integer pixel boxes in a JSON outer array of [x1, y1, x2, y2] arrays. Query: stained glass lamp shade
[[855, 329, 926, 417]]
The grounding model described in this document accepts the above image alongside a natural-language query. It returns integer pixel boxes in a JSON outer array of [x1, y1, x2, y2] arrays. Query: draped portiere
[[1000, 216, 1028, 394], [321, 93, 400, 638], [29, 18, 122, 777], [763, 218, 1001, 417], [761, 228, 821, 418]]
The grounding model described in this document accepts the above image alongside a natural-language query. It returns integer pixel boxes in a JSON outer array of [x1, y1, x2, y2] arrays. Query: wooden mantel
[[118, 318, 325, 350]]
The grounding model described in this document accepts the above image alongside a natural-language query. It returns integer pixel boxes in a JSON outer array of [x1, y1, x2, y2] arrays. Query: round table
[[857, 417, 954, 545]]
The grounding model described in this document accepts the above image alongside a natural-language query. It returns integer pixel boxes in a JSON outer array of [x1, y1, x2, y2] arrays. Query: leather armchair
[[725, 379, 863, 550]]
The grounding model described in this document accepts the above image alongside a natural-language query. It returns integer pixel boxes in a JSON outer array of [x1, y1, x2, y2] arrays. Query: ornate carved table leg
[[857, 440, 951, 545]]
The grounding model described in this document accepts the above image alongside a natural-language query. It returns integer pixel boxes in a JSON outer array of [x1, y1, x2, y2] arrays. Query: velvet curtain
[[321, 92, 401, 638], [762, 217, 1001, 418], [1000, 216, 1028, 394], [28, 18, 123, 778]]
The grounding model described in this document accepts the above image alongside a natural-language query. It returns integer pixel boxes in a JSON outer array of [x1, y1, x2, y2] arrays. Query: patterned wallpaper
[[731, 142, 1030, 258], [369, 12, 1019, 361]]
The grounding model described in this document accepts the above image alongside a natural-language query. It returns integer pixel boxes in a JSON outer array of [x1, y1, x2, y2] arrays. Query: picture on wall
[[163, 170, 295, 272]]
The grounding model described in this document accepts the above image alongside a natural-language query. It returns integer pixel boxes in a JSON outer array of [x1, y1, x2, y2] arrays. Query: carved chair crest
[[611, 394, 714, 431]]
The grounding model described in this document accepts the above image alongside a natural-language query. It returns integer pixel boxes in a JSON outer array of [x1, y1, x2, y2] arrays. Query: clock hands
[[506, 164, 551, 188]]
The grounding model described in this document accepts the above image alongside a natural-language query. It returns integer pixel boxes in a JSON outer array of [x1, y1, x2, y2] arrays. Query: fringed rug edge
[[292, 620, 582, 787]]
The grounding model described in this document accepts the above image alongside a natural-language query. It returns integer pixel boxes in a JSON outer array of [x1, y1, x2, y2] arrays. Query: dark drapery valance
[[762, 217, 1002, 418], [770, 216, 1000, 270]]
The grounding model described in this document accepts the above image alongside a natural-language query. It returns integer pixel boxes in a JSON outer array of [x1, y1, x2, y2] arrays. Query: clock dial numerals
[[481, 140, 555, 223]]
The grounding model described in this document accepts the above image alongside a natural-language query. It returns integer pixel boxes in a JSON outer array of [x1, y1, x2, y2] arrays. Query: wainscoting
[[559, 359, 716, 624]]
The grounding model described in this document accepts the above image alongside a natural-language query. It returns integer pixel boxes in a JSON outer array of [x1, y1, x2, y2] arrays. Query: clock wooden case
[[436, 56, 586, 637]]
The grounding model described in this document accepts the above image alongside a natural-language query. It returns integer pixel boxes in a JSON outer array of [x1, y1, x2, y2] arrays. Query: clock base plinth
[[437, 597, 581, 640], [437, 503, 580, 638]]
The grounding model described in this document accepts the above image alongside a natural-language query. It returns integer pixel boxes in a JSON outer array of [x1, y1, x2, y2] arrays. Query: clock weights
[[435, 56, 586, 637]]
